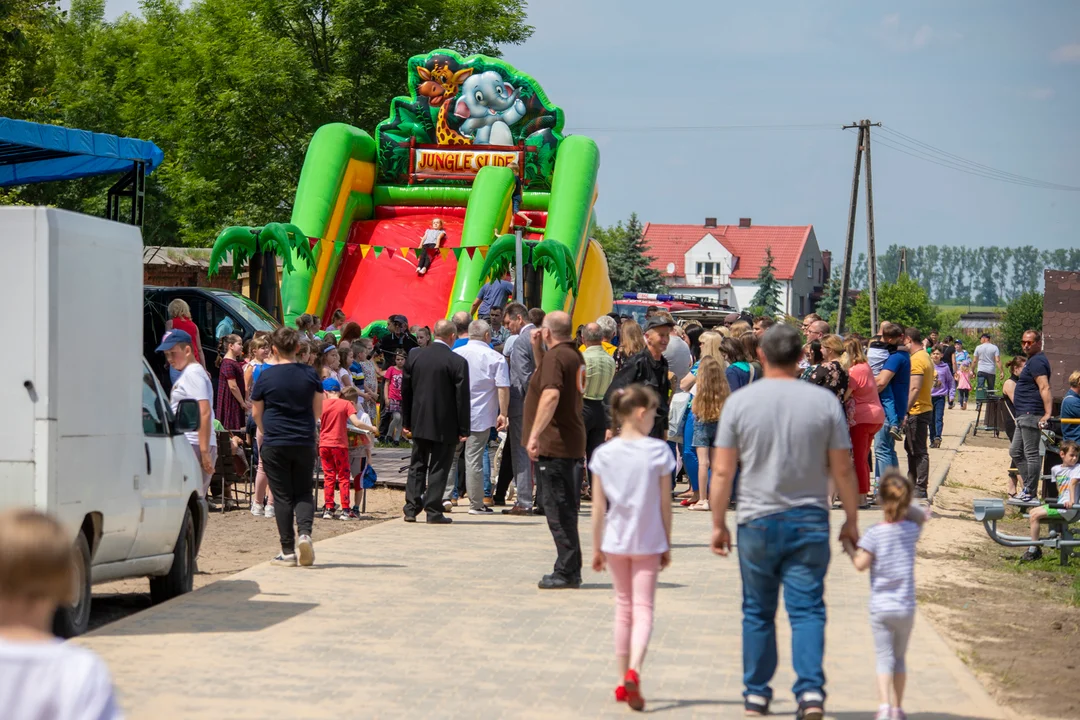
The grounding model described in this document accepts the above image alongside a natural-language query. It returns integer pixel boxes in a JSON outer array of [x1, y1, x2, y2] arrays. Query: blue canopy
[[0, 117, 164, 187]]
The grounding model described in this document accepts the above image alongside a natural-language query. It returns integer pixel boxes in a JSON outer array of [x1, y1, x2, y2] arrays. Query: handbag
[[844, 397, 857, 427], [668, 391, 691, 443], [362, 463, 378, 489]]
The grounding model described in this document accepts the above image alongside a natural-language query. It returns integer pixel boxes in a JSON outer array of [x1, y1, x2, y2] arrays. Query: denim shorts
[[691, 419, 717, 448]]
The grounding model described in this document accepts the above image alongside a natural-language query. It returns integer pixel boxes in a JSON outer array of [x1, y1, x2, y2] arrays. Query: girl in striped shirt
[[852, 470, 927, 720]]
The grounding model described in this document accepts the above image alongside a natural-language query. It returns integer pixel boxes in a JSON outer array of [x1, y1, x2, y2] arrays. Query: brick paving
[[80, 412, 1002, 719]]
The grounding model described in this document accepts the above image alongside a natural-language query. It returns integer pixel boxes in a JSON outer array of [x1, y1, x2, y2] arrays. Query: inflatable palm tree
[[208, 223, 315, 322], [479, 234, 578, 309]]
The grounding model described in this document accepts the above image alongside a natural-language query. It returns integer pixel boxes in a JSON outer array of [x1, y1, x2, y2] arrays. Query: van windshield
[[211, 291, 279, 333]]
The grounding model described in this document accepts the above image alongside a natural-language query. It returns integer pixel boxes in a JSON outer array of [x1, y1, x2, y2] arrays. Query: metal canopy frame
[[106, 161, 147, 227]]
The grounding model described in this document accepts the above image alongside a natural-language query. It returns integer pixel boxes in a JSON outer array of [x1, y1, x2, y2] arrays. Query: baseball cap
[[724, 313, 741, 326], [644, 316, 674, 332], [389, 314, 408, 326], [322, 378, 342, 392], [156, 329, 193, 352]]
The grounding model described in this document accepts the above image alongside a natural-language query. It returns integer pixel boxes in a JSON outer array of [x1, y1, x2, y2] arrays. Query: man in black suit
[[402, 319, 470, 524]]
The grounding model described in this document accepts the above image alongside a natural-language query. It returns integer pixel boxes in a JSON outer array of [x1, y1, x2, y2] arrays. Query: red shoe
[[680, 498, 694, 507], [614, 685, 627, 702], [623, 669, 645, 711]]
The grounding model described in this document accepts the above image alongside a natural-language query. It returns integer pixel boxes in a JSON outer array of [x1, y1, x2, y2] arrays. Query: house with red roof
[[642, 217, 831, 316]]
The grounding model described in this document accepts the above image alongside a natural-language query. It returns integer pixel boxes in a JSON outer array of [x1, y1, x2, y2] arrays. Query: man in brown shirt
[[524, 310, 586, 589]]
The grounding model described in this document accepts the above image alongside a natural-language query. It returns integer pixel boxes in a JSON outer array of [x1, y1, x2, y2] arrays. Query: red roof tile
[[642, 222, 813, 281]]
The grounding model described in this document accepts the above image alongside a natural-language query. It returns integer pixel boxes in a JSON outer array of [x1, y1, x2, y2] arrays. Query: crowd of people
[[18, 286, 1068, 719]]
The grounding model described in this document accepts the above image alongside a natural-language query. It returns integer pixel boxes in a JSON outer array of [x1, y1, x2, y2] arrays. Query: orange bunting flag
[[441, 248, 452, 260], [477, 247, 488, 258], [360, 245, 371, 258], [401, 247, 411, 258]]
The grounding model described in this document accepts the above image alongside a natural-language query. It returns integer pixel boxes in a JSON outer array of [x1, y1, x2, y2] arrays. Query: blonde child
[[320, 379, 378, 519], [955, 360, 972, 410], [342, 386, 376, 513], [688, 356, 730, 511], [589, 385, 674, 712], [1022, 440, 1080, 562], [0, 509, 121, 718], [852, 470, 927, 720]]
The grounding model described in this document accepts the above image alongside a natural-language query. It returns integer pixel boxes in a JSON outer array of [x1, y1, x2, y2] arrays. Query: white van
[[0, 208, 208, 636]]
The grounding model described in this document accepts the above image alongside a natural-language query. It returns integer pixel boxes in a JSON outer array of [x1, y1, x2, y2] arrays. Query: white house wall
[[683, 234, 734, 283], [731, 280, 792, 314]]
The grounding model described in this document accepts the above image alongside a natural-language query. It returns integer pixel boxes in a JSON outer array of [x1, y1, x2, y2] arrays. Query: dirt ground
[[919, 431, 1080, 720], [87, 487, 404, 631]]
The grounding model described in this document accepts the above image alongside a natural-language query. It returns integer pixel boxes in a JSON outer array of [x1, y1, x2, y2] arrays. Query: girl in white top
[[852, 469, 928, 720], [589, 384, 675, 713]]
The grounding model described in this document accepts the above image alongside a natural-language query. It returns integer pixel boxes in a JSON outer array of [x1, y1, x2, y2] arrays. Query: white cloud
[[878, 14, 938, 51], [1027, 87, 1055, 101], [1051, 44, 1080, 63], [912, 25, 933, 48]]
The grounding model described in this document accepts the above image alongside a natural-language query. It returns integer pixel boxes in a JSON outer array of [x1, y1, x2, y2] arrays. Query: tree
[[600, 213, 664, 295], [999, 291, 1043, 356], [5, 0, 533, 246], [814, 265, 842, 324], [851, 252, 868, 290], [750, 246, 782, 316], [848, 274, 939, 337]]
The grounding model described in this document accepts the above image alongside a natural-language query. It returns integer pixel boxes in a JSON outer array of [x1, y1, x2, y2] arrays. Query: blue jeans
[[738, 506, 830, 702], [931, 396, 946, 441], [683, 413, 700, 490], [482, 440, 492, 497]]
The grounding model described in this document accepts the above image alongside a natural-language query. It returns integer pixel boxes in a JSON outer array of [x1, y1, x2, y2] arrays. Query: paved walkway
[[80, 413, 1002, 719]]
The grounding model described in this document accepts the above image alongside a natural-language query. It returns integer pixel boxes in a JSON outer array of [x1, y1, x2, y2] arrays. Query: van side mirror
[[173, 399, 201, 434]]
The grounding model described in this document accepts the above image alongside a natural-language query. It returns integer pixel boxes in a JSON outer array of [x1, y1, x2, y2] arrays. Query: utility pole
[[836, 119, 881, 334], [864, 122, 879, 333]]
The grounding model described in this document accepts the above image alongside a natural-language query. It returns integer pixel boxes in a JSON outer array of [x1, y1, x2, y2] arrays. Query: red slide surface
[[324, 209, 465, 330]]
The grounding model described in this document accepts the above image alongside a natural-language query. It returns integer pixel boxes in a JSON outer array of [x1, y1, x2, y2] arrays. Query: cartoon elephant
[[454, 71, 527, 146]]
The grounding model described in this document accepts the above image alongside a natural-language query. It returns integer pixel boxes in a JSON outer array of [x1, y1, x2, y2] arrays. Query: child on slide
[[416, 218, 446, 275]]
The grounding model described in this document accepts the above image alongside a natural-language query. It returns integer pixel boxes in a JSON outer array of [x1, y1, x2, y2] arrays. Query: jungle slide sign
[[413, 148, 519, 176]]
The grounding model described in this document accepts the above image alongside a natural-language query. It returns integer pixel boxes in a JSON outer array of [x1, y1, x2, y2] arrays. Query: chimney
[[738, 217, 752, 228], [821, 250, 832, 276], [704, 217, 717, 228]]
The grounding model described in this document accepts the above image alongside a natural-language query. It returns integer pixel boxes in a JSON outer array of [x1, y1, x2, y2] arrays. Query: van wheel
[[149, 507, 195, 604], [53, 533, 92, 638]]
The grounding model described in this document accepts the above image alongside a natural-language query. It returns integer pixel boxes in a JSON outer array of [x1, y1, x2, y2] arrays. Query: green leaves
[[1000, 291, 1043, 355], [598, 212, 664, 296], [750, 247, 782, 317], [848, 274, 940, 338], [4, 0, 532, 246]]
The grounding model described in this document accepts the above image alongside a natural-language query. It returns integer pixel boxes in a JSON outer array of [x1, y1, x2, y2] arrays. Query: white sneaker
[[297, 535, 315, 567], [271, 553, 297, 567], [264, 504, 275, 519], [250, 501, 263, 517], [322, 509, 334, 520], [442, 500, 453, 513]]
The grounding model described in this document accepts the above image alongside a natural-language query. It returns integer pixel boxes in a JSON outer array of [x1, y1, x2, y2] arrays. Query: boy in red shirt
[[321, 378, 377, 519]]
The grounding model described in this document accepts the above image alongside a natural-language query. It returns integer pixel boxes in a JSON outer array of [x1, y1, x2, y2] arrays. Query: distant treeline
[[849, 245, 1080, 306]]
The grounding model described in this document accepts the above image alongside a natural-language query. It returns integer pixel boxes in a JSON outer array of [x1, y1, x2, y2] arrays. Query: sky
[[96, 1, 1080, 258]]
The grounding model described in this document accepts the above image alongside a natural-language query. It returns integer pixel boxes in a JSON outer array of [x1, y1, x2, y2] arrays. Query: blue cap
[[322, 378, 341, 392], [156, 329, 193, 352]]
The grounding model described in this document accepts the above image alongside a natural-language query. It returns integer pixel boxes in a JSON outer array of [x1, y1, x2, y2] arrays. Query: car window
[[211, 291, 279, 334], [141, 369, 169, 436]]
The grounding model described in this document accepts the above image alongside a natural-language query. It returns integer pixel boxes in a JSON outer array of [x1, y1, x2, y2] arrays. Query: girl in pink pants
[[589, 384, 675, 712]]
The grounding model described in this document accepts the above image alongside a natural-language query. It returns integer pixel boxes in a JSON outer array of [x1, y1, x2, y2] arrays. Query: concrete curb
[[928, 419, 974, 504]]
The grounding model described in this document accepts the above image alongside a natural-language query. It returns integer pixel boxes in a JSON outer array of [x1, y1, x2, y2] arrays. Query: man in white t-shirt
[[453, 320, 510, 514], [158, 329, 218, 495]]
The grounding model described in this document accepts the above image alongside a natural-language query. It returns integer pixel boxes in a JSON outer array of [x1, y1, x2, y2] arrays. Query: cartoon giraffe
[[417, 62, 474, 146]]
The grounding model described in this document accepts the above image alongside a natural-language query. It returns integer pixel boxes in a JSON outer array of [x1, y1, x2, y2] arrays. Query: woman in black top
[[807, 334, 849, 404], [252, 327, 324, 567]]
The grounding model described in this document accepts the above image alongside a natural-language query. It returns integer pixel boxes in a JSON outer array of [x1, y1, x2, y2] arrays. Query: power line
[[869, 134, 1080, 191], [876, 125, 1080, 191], [565, 123, 836, 132]]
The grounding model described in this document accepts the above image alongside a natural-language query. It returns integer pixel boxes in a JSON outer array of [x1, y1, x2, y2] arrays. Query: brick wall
[[1043, 269, 1080, 400], [143, 264, 241, 292]]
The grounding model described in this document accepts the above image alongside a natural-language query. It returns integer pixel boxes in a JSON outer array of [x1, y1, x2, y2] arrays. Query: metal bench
[[974, 498, 1080, 566]]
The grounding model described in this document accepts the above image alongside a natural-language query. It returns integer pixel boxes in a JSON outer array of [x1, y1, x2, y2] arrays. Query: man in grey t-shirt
[[972, 333, 1002, 391], [709, 323, 859, 717]]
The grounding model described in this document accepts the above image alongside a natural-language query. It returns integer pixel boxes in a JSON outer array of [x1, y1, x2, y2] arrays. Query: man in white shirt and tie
[[453, 319, 510, 514]]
